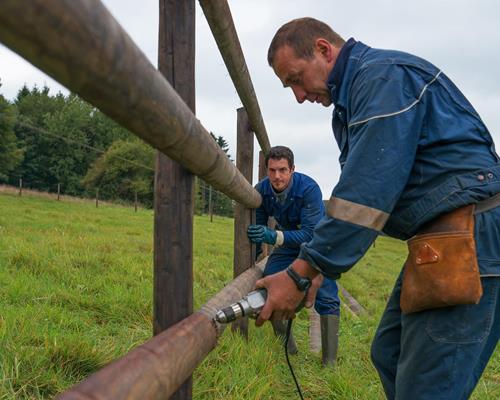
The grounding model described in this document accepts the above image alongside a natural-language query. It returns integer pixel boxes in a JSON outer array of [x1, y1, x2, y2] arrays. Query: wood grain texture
[[154, 3, 196, 397]]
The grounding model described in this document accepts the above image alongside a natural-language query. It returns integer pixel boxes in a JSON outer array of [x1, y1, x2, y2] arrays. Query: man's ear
[[315, 38, 334, 62], [291, 165, 295, 173]]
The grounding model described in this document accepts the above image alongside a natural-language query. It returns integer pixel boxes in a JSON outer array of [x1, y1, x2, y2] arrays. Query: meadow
[[0, 191, 498, 399]]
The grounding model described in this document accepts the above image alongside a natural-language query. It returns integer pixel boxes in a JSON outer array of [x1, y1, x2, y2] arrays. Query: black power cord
[[285, 319, 305, 400]]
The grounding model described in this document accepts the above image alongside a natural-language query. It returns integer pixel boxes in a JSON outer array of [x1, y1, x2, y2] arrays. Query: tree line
[[0, 81, 234, 216]]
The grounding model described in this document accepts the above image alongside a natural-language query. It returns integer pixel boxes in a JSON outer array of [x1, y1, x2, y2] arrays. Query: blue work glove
[[247, 224, 277, 245]]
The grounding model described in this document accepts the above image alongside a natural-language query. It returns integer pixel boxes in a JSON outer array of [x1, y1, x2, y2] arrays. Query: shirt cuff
[[275, 230, 284, 246]]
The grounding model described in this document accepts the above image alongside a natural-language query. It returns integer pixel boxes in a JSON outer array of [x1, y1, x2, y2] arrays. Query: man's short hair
[[265, 146, 294, 169], [268, 17, 345, 66]]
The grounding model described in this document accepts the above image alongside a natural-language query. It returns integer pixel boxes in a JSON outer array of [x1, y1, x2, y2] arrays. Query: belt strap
[[474, 193, 500, 214]]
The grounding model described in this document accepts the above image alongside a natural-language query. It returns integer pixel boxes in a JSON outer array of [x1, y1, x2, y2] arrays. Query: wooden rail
[[198, 0, 271, 154], [0, 0, 261, 208], [56, 258, 266, 400]]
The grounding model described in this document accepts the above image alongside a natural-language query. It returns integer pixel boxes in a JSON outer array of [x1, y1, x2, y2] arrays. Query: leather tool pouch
[[400, 205, 483, 314]]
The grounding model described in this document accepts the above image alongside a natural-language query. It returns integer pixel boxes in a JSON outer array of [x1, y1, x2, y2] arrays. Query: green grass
[[0, 192, 498, 399]]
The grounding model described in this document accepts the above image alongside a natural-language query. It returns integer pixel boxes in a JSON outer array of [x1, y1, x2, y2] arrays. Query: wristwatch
[[286, 265, 312, 292]]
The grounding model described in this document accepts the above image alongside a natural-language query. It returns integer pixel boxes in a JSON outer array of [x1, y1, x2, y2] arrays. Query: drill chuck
[[214, 289, 267, 323]]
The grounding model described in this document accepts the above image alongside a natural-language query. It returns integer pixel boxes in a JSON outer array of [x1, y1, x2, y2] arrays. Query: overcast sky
[[1, 0, 499, 198]]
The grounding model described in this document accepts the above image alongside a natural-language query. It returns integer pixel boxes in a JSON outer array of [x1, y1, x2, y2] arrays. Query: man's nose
[[291, 86, 306, 103]]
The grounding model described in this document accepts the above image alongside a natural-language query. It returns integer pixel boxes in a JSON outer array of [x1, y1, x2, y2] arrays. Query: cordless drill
[[214, 288, 307, 323], [214, 288, 267, 323]]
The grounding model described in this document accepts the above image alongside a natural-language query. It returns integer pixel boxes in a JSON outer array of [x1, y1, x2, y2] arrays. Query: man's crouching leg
[[320, 314, 339, 366], [316, 277, 341, 367]]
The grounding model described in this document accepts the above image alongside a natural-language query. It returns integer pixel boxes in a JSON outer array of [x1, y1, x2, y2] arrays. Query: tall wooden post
[[154, 1, 195, 399], [134, 191, 138, 212], [18, 178, 22, 196], [258, 151, 269, 258], [57, 183, 60, 201], [258, 151, 266, 182], [232, 107, 255, 338], [95, 188, 99, 208]]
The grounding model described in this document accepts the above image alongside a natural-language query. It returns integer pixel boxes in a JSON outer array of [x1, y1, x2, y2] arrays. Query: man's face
[[267, 158, 294, 192], [272, 42, 334, 107]]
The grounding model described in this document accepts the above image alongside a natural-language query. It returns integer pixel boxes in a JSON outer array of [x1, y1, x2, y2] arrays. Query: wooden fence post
[[95, 188, 99, 208], [154, 1, 195, 399], [258, 151, 269, 258], [18, 178, 22, 196], [57, 183, 60, 201], [134, 191, 138, 212], [232, 107, 255, 338]]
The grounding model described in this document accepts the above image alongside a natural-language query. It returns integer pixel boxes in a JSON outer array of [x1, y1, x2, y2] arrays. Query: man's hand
[[247, 224, 277, 245], [254, 259, 323, 327]]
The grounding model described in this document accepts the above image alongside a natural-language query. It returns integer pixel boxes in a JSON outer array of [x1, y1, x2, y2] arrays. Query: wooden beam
[[0, 0, 261, 208], [257, 150, 269, 258], [338, 283, 367, 316], [154, 1, 195, 399], [198, 0, 271, 154], [57, 259, 266, 400], [232, 107, 255, 338]]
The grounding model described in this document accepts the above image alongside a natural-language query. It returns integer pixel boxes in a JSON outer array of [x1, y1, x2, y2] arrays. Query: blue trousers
[[371, 274, 499, 400], [264, 251, 340, 316]]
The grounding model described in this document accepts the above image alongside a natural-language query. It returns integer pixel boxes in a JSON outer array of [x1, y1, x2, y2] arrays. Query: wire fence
[[7, 121, 236, 218]]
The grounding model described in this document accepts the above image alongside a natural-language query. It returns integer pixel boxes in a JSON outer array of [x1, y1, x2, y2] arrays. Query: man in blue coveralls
[[255, 17, 500, 400], [247, 145, 340, 365]]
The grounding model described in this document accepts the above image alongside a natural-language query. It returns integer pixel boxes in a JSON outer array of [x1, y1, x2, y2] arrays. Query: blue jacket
[[256, 172, 324, 257], [299, 39, 500, 278]]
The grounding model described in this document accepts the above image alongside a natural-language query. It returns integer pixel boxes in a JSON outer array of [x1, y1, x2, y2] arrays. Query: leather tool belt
[[399, 193, 500, 314]]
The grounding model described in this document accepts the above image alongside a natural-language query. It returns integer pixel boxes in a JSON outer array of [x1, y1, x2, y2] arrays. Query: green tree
[[82, 139, 155, 207], [210, 132, 231, 158], [9, 84, 66, 188], [10, 86, 132, 194], [42, 94, 131, 194], [0, 81, 23, 181], [197, 133, 234, 217]]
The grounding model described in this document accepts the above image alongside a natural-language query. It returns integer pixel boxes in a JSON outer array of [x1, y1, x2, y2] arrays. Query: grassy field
[[0, 191, 498, 399]]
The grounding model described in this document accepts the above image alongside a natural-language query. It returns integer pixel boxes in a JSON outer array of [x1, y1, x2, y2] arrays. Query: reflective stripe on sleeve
[[326, 196, 389, 231], [348, 71, 442, 128]]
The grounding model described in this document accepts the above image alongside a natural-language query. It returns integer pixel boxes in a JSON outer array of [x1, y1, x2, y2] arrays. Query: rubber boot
[[271, 320, 298, 355], [320, 314, 339, 367]]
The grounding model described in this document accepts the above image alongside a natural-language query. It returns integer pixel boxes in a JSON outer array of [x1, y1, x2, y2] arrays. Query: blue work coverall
[[298, 39, 500, 399], [256, 172, 340, 316]]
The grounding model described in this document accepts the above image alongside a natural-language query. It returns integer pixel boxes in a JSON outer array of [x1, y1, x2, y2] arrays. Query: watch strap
[[286, 265, 312, 292]]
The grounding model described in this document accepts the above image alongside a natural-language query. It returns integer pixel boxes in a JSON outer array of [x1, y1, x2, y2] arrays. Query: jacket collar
[[327, 39, 370, 109]]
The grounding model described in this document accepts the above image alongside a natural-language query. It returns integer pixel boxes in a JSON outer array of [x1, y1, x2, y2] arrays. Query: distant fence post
[[57, 183, 60, 201], [134, 191, 138, 212], [18, 178, 22, 196], [154, 1, 195, 399], [232, 107, 255, 338], [95, 188, 99, 208], [208, 185, 213, 222]]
